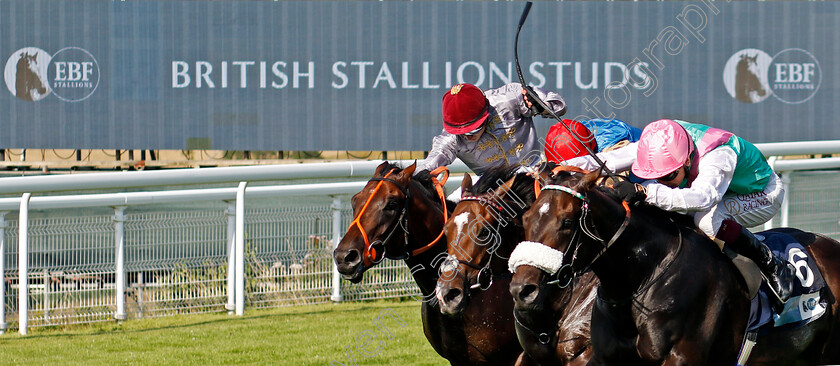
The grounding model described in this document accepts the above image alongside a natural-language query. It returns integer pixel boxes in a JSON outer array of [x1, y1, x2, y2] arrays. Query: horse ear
[[576, 169, 602, 192], [375, 161, 390, 176], [493, 176, 516, 199], [397, 162, 417, 181], [461, 173, 473, 196]]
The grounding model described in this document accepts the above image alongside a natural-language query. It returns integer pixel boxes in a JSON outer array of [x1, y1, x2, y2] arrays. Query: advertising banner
[[1, 1, 835, 150]]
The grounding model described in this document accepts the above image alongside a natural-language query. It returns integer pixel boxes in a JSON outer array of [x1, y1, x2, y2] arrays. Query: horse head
[[16, 52, 47, 100], [436, 165, 536, 315], [736, 53, 767, 102], [509, 166, 597, 312], [333, 161, 449, 283]]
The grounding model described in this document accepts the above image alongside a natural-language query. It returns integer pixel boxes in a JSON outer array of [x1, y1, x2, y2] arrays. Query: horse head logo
[[15, 51, 50, 101], [734, 53, 766, 103]]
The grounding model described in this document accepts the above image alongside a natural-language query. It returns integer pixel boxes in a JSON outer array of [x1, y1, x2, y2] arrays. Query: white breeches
[[695, 173, 785, 238]]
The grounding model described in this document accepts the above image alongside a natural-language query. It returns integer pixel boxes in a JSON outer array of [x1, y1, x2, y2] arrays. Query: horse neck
[[403, 245, 446, 297], [585, 190, 676, 299], [493, 208, 528, 272], [401, 181, 448, 296], [404, 181, 447, 248], [552, 272, 597, 323]]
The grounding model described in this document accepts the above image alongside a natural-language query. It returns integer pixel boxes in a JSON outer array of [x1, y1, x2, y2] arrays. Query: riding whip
[[514, 2, 616, 177]]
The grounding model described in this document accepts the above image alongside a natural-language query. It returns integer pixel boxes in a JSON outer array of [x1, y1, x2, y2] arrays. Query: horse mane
[[473, 165, 533, 196], [470, 164, 537, 216], [547, 167, 586, 186], [591, 184, 696, 229], [378, 161, 453, 211]]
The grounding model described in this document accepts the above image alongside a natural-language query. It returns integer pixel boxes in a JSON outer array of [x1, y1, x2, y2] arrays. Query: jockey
[[566, 119, 796, 310], [418, 83, 567, 177], [543, 118, 641, 163]]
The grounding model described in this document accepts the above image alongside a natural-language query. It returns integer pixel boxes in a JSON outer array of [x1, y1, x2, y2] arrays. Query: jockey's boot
[[731, 227, 796, 313]]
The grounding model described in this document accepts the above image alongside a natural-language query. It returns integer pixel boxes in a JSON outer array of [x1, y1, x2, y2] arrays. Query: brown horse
[[510, 169, 840, 365], [508, 167, 596, 366], [333, 161, 519, 365], [435, 165, 536, 365]]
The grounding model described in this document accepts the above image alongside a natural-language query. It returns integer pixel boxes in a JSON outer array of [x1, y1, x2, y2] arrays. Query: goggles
[[463, 124, 485, 136], [658, 166, 684, 182]]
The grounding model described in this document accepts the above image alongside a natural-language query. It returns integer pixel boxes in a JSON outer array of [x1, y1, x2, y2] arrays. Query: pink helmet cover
[[631, 119, 694, 179]]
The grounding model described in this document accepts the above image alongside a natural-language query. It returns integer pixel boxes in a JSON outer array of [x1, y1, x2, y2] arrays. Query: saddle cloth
[[746, 230, 828, 332]]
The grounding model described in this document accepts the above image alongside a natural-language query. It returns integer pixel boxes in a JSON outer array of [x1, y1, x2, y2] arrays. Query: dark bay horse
[[508, 167, 597, 366], [511, 169, 840, 365], [333, 162, 518, 365], [435, 165, 537, 365]]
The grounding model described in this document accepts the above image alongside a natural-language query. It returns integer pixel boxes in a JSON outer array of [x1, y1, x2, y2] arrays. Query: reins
[[348, 166, 451, 267], [543, 185, 685, 307], [534, 183, 632, 286], [597, 218, 684, 308], [410, 166, 450, 257]]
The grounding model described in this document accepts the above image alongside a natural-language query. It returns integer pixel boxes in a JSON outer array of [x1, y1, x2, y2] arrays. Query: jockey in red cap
[[544, 118, 641, 163], [419, 83, 567, 177], [544, 119, 597, 163]]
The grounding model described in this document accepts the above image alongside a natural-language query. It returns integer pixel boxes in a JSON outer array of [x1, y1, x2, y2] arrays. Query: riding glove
[[613, 181, 647, 204]]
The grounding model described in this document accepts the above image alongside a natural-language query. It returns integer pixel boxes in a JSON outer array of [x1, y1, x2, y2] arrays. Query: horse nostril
[[515, 283, 539, 304], [443, 288, 463, 305], [340, 249, 360, 265]]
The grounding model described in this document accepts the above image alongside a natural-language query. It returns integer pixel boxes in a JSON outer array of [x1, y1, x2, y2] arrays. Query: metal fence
[[0, 152, 837, 334], [0, 191, 425, 332]]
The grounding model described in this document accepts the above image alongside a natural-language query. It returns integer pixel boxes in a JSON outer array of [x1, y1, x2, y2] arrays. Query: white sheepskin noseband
[[508, 241, 565, 275]]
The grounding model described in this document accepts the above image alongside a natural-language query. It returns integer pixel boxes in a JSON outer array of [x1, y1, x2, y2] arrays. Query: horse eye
[[477, 227, 491, 241], [559, 218, 574, 230], [385, 200, 399, 210]]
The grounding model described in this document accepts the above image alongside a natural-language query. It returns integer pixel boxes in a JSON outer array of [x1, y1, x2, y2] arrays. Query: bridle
[[438, 189, 520, 292], [515, 182, 632, 289], [509, 180, 629, 347], [521, 182, 684, 306], [347, 167, 450, 267]]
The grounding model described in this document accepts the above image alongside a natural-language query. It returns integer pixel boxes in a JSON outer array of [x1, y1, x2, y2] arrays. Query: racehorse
[[15, 52, 48, 101], [507, 166, 597, 366], [735, 53, 767, 103], [508, 169, 840, 365], [333, 162, 519, 365], [434, 164, 536, 365]]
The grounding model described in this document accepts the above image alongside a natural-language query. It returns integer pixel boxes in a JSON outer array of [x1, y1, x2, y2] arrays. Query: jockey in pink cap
[[566, 119, 795, 311]]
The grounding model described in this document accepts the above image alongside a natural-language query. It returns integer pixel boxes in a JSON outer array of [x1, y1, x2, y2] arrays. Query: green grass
[[0, 300, 448, 365]]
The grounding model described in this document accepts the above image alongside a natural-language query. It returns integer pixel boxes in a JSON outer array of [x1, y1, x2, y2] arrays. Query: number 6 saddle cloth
[[746, 229, 828, 333]]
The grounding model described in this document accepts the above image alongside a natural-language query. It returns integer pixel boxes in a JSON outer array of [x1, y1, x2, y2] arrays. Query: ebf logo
[[723, 48, 821, 105], [3, 46, 100, 102]]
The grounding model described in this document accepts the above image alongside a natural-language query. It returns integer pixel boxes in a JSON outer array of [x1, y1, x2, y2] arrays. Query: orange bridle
[[347, 167, 450, 267]]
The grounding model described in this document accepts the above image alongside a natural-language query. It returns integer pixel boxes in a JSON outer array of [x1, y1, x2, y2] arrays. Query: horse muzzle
[[435, 275, 470, 315], [510, 266, 547, 311], [333, 248, 365, 283]]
